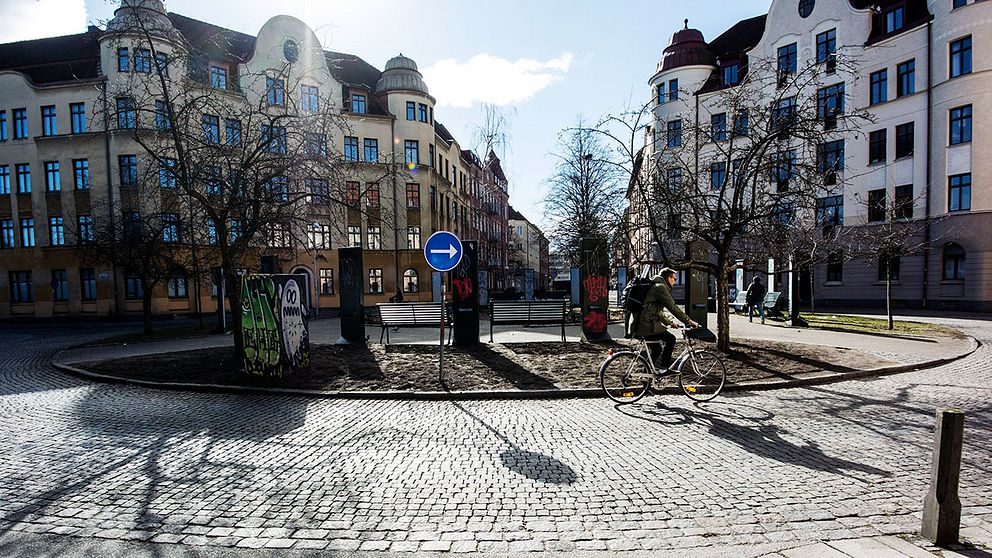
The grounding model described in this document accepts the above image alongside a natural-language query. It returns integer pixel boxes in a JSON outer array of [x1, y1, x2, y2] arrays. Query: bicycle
[[599, 327, 727, 403]]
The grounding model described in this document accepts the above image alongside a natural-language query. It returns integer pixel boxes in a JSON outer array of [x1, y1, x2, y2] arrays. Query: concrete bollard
[[921, 408, 965, 546]]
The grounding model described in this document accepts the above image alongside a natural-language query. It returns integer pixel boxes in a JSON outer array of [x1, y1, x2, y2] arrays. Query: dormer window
[[885, 6, 904, 33], [351, 93, 367, 114], [210, 66, 227, 89], [722, 64, 740, 86]]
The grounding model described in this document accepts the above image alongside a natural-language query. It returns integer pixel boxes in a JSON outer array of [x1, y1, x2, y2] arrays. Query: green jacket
[[634, 276, 691, 337]]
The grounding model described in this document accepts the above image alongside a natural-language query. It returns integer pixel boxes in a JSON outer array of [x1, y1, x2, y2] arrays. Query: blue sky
[[4, 0, 771, 229]]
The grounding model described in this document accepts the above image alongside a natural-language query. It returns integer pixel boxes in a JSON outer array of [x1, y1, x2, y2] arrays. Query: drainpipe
[[923, 18, 934, 309], [101, 80, 121, 318]]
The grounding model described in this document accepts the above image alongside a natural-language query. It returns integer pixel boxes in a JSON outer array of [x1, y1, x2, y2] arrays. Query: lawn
[[798, 313, 963, 338]]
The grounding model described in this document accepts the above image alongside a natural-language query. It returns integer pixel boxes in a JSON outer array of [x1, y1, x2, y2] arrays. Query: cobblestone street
[[0, 317, 990, 556]]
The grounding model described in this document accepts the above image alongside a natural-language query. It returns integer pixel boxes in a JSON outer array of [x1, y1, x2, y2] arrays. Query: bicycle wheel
[[677, 349, 726, 402], [600, 351, 652, 404]]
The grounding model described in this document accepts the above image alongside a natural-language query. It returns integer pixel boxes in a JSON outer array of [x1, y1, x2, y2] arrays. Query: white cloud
[[0, 0, 87, 43], [422, 52, 573, 108]]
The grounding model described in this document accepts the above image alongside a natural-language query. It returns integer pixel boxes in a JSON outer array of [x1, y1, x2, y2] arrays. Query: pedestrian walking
[[746, 276, 767, 324]]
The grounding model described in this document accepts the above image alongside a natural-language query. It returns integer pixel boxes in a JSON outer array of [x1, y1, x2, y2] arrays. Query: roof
[[508, 206, 526, 221], [706, 14, 766, 60], [435, 121, 455, 145], [0, 29, 102, 84]]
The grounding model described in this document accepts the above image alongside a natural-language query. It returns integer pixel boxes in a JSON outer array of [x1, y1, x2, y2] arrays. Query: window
[[78, 214, 93, 242], [897, 60, 915, 97], [816, 195, 844, 229], [710, 162, 727, 190], [948, 173, 971, 212], [155, 100, 169, 131], [364, 138, 378, 162], [0, 111, 6, 141], [123, 212, 141, 239], [419, 103, 428, 122], [826, 251, 844, 283], [13, 108, 28, 139], [722, 63, 740, 86], [816, 29, 837, 72], [895, 185, 913, 219], [406, 183, 420, 208], [316, 268, 334, 295], [777, 43, 798, 85], [20, 218, 35, 247], [346, 182, 360, 207], [267, 223, 290, 247], [350, 93, 366, 114], [949, 105, 972, 145], [403, 269, 420, 293], [202, 114, 220, 143], [159, 158, 177, 188], [225, 119, 241, 146], [266, 176, 289, 202], [877, 256, 901, 282], [772, 97, 797, 131], [885, 6, 904, 33], [733, 110, 749, 136], [48, 216, 65, 246], [895, 122, 914, 158], [348, 225, 361, 247], [407, 226, 421, 249], [344, 136, 359, 161], [429, 144, 436, 168], [118, 155, 137, 187], [305, 133, 327, 158], [367, 225, 381, 250], [134, 48, 151, 73], [0, 166, 8, 194], [308, 223, 331, 250], [953, 0, 967, 7], [161, 213, 181, 243], [942, 244, 965, 280], [125, 272, 143, 300], [365, 183, 380, 208], [301, 84, 319, 112], [656, 82, 666, 105], [209, 66, 227, 89], [430, 186, 436, 211], [404, 140, 419, 165], [16, 163, 31, 193], [229, 219, 242, 242], [9, 272, 33, 303], [266, 77, 285, 106], [666, 120, 682, 148], [817, 140, 844, 184], [44, 161, 60, 191], [368, 268, 383, 294], [0, 220, 12, 249], [406, 101, 416, 120], [41, 106, 57, 136], [870, 70, 888, 105], [80, 268, 97, 301], [261, 125, 287, 154], [868, 189, 887, 222], [771, 150, 795, 188], [711, 113, 727, 142], [116, 97, 135, 129], [167, 270, 187, 299], [667, 167, 682, 191], [205, 166, 222, 195], [307, 178, 328, 204], [950, 36, 972, 78], [206, 220, 218, 246], [668, 78, 678, 101], [817, 83, 844, 127], [117, 48, 129, 72], [869, 129, 887, 164], [50, 270, 68, 302], [154, 52, 168, 76]]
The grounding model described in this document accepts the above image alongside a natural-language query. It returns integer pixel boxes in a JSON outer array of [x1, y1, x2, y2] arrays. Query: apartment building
[[507, 206, 550, 297], [0, 0, 511, 318], [632, 0, 990, 311]]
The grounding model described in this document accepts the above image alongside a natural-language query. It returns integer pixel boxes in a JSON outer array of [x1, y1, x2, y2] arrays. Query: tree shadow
[[729, 342, 860, 374], [460, 345, 558, 391]]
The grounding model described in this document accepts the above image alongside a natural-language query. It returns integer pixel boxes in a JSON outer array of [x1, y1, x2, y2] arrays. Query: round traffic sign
[[424, 231, 463, 272]]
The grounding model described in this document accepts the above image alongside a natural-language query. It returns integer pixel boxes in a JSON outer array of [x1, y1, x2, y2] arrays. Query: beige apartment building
[[0, 0, 511, 319], [507, 206, 550, 297], [631, 0, 990, 312]]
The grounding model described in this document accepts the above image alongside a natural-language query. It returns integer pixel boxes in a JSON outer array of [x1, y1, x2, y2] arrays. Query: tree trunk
[[886, 262, 894, 330], [141, 283, 153, 336], [224, 263, 244, 357], [715, 262, 731, 353]]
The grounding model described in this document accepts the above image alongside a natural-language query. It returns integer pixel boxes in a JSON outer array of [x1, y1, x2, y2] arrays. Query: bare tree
[[543, 122, 624, 267]]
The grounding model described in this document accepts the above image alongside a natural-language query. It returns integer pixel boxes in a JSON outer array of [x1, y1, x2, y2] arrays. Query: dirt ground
[[82, 338, 897, 392]]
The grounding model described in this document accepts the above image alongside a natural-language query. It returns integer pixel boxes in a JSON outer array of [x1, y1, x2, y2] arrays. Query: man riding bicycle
[[631, 267, 699, 372]]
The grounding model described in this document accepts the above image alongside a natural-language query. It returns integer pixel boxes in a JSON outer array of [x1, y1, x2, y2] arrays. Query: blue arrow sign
[[424, 231, 463, 272]]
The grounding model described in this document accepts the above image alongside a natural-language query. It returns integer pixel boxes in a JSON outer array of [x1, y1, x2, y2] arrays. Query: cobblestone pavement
[[0, 317, 990, 556]]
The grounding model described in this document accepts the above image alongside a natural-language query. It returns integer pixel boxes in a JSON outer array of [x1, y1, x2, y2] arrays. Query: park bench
[[730, 290, 748, 314], [763, 291, 787, 317], [489, 299, 568, 343], [376, 302, 451, 344]]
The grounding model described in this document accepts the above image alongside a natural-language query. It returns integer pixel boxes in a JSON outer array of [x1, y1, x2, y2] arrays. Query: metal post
[[922, 408, 965, 546], [438, 272, 445, 387]]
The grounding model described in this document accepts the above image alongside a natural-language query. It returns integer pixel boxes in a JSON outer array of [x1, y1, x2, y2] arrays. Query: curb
[[51, 336, 980, 402]]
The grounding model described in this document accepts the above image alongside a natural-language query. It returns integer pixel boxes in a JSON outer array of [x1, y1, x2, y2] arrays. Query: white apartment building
[[636, 0, 990, 312]]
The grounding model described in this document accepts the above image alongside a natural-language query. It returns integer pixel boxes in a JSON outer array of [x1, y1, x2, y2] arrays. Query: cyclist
[[631, 267, 699, 372]]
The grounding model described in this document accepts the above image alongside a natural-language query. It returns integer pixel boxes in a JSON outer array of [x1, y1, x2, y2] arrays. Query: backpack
[[621, 277, 654, 338]]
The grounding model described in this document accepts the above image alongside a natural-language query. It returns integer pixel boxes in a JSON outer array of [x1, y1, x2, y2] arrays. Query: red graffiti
[[583, 311, 607, 334], [583, 276, 609, 303], [453, 278, 474, 300]]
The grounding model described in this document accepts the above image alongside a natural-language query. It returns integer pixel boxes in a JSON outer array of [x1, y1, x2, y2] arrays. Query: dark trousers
[[643, 330, 676, 369]]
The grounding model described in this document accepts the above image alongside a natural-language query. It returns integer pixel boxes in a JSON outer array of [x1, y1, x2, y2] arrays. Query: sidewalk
[[766, 526, 992, 557]]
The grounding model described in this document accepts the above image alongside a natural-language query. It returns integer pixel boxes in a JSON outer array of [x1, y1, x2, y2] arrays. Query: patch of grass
[[77, 323, 220, 348], [799, 313, 963, 338]]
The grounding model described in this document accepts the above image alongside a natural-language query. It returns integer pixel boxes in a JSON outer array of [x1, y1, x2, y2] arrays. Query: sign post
[[424, 231, 463, 385]]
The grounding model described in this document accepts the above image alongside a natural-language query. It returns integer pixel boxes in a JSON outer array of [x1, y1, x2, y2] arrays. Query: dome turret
[[376, 53, 429, 95], [659, 20, 715, 72], [106, 0, 179, 40]]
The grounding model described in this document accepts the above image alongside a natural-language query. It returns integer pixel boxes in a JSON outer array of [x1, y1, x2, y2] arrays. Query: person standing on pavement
[[633, 268, 699, 372], [746, 276, 767, 324]]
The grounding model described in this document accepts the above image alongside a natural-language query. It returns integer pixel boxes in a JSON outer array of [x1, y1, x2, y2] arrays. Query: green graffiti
[[240, 274, 311, 377]]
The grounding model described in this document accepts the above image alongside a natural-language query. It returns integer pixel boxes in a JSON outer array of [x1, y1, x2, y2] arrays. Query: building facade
[[0, 0, 511, 319], [633, 0, 990, 311], [507, 206, 550, 297]]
